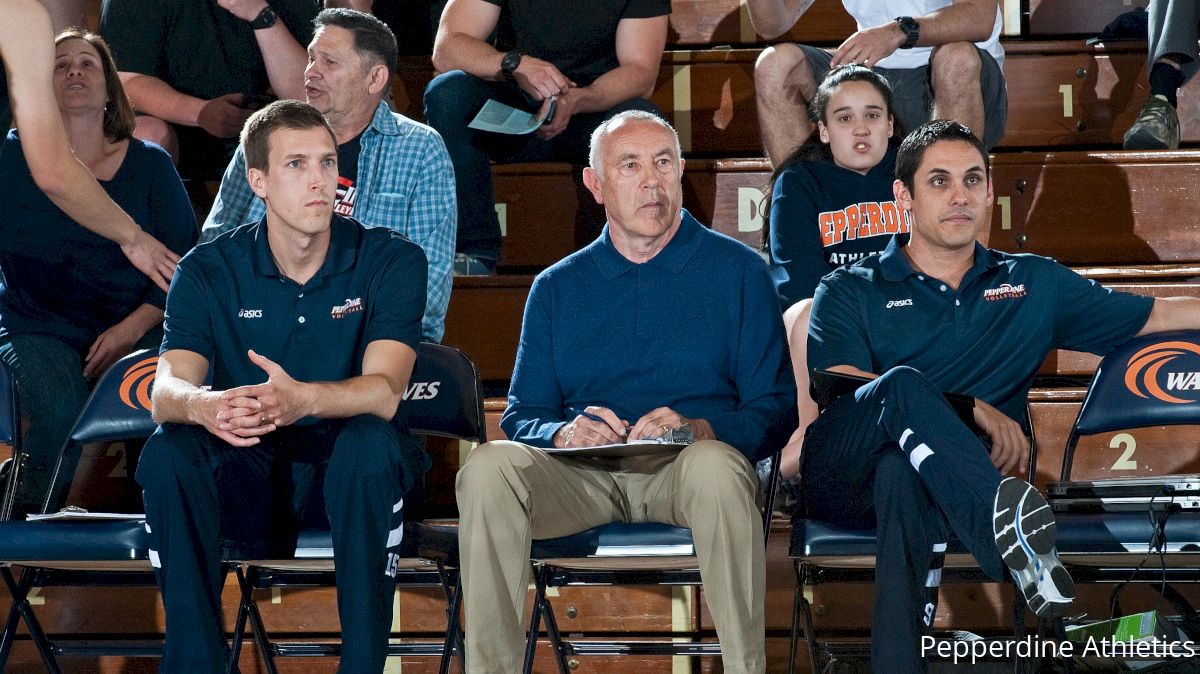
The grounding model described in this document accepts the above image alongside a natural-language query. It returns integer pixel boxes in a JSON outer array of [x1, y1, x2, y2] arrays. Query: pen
[[568, 406, 628, 436]]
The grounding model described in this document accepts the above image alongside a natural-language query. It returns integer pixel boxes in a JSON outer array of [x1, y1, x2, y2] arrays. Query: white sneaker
[[992, 477, 1075, 618]]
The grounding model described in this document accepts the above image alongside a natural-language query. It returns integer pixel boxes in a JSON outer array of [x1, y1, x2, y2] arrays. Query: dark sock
[[1149, 61, 1184, 108]]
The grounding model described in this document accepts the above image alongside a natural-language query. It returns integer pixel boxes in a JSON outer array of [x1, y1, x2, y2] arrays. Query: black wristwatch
[[500, 50, 522, 81], [895, 16, 920, 49], [249, 5, 278, 30]]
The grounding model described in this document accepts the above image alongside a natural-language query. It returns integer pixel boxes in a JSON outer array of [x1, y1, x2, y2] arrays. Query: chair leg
[[787, 567, 802, 674], [437, 566, 464, 674], [539, 578, 569, 674], [795, 564, 822, 674], [3, 568, 61, 674], [523, 565, 569, 674], [227, 564, 253, 674], [241, 566, 280, 674], [0, 571, 24, 668]]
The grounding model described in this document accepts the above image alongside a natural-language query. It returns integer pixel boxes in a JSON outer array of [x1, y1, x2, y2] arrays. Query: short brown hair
[[241, 100, 337, 173], [54, 28, 135, 142]]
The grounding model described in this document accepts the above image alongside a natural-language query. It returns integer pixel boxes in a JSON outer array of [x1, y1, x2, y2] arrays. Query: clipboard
[[542, 441, 687, 459], [810, 368, 978, 428]]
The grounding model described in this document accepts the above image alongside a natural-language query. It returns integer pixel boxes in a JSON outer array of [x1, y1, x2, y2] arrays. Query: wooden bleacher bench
[[396, 42, 1200, 156]]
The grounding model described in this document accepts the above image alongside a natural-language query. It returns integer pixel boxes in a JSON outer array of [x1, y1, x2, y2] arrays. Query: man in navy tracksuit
[[803, 119, 1200, 672], [137, 100, 429, 674]]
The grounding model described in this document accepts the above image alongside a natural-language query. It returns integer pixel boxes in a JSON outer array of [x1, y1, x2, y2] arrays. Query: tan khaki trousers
[[455, 439, 766, 674]]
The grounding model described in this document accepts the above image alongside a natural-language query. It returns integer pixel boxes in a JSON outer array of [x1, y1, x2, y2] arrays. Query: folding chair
[[509, 448, 781, 672], [1051, 330, 1200, 590], [786, 407, 1042, 674], [0, 349, 159, 672], [418, 442, 782, 672], [229, 342, 485, 674]]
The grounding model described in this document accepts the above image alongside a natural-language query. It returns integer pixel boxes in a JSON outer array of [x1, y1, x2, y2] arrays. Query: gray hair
[[588, 110, 681, 171]]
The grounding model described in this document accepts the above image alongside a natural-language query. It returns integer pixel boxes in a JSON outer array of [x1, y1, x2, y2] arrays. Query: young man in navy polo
[[803, 119, 1200, 673], [138, 100, 429, 674]]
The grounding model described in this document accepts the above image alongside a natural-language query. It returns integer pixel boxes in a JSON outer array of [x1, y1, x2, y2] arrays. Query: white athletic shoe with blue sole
[[992, 477, 1075, 618]]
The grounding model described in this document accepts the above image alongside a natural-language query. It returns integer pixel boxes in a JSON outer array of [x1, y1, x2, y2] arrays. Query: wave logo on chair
[[1124, 340, 1200, 404], [118, 356, 158, 411]]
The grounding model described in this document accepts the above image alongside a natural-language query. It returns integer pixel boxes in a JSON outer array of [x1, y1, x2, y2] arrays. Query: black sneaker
[[1123, 96, 1180, 150], [992, 477, 1075, 618]]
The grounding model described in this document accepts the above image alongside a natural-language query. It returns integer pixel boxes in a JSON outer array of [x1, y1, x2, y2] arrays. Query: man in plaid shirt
[[202, 8, 455, 342]]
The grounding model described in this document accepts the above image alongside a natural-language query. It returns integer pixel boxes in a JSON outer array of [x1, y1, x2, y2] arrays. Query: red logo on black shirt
[[331, 297, 363, 319], [334, 176, 357, 216], [983, 283, 1027, 301]]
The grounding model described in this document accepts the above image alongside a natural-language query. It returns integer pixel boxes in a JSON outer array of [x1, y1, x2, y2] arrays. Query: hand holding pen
[[554, 405, 630, 448]]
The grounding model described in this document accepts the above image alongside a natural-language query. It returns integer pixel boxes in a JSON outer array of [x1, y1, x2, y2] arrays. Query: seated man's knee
[[455, 440, 533, 502], [423, 70, 483, 125], [929, 42, 982, 88], [328, 415, 398, 481], [676, 440, 756, 499], [136, 423, 207, 487], [755, 44, 809, 92], [870, 365, 937, 401]]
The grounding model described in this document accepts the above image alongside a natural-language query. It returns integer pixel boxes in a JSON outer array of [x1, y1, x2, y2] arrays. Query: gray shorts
[[796, 44, 1008, 150]]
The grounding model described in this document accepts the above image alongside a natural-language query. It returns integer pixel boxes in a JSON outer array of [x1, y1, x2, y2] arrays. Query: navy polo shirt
[[161, 215, 428, 424], [809, 234, 1154, 423]]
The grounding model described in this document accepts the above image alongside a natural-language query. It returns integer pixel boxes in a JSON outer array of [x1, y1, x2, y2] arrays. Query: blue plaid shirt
[[201, 101, 456, 342]]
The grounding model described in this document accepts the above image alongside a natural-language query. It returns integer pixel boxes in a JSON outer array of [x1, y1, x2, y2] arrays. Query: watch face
[[502, 51, 520, 74]]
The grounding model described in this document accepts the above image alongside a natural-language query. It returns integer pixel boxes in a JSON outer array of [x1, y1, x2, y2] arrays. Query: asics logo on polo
[[237, 309, 263, 318], [886, 299, 913, 309]]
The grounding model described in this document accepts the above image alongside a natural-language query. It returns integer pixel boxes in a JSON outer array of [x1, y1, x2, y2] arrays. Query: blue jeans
[[423, 70, 662, 261], [0, 330, 160, 517]]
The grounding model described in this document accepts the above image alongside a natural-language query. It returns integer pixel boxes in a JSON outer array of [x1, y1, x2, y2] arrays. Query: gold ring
[[659, 424, 671, 435], [261, 414, 268, 424]]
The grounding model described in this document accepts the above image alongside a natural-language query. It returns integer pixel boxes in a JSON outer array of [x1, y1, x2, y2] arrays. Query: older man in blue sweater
[[455, 110, 797, 674]]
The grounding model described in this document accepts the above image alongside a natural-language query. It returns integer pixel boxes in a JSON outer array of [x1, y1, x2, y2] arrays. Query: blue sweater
[[501, 210, 797, 462], [0, 132, 197, 351]]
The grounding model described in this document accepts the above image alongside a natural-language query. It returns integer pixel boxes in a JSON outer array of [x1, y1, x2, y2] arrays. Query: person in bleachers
[[763, 64, 906, 512], [100, 0, 320, 179], [0, 28, 197, 518], [803, 119, 1200, 673], [455, 110, 797, 673], [1123, 0, 1197, 150], [139, 100, 429, 673], [202, 8, 456, 343], [424, 0, 669, 275], [748, 0, 1007, 167], [0, 0, 178, 291]]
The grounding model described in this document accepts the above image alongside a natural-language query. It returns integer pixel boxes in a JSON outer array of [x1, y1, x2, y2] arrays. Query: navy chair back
[[42, 349, 159, 514], [399, 343, 487, 444], [1062, 330, 1200, 479]]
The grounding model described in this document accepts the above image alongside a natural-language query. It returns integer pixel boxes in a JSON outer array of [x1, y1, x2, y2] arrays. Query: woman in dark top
[[0, 29, 196, 517], [764, 65, 905, 509]]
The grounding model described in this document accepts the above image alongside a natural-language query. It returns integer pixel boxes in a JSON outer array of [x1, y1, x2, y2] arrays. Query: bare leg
[[929, 42, 985, 143], [779, 299, 816, 480], [754, 44, 819, 167]]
